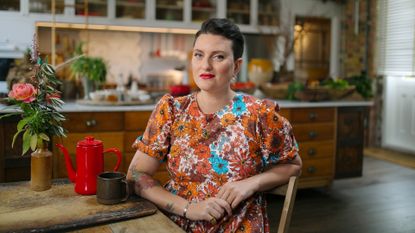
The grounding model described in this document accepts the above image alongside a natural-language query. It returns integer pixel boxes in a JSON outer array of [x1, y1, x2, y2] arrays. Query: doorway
[[294, 16, 331, 84]]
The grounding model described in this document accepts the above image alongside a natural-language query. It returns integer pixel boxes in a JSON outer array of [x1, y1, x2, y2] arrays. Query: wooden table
[[71, 210, 184, 233], [0, 180, 184, 233]]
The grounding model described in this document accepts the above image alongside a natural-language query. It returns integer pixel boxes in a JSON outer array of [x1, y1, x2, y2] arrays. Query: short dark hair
[[194, 18, 244, 60]]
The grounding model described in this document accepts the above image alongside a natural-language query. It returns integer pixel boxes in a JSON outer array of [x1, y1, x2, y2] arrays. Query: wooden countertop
[[0, 180, 184, 233], [70, 210, 185, 233]]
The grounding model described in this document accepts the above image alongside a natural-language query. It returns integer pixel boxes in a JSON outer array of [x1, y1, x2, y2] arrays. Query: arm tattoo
[[166, 202, 174, 212], [129, 167, 160, 195]]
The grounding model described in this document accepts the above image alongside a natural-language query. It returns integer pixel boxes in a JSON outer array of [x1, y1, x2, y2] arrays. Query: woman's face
[[192, 33, 242, 94]]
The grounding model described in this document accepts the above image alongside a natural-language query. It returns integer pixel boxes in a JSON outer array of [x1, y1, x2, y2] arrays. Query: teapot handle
[[103, 148, 122, 171]]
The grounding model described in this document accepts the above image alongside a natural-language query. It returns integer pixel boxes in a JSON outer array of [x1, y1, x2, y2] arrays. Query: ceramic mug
[[96, 172, 129, 205]]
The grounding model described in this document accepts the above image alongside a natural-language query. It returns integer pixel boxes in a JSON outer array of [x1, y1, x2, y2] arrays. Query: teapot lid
[[78, 136, 102, 147]]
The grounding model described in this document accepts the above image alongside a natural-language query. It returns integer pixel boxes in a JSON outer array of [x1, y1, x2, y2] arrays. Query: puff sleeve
[[258, 99, 299, 167], [132, 94, 174, 161]]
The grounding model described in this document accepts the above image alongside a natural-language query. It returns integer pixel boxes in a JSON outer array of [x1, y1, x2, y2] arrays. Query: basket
[[260, 82, 289, 99], [327, 86, 356, 100], [295, 87, 330, 102]]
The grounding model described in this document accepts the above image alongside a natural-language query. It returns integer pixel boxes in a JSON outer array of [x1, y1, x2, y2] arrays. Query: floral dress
[[133, 92, 299, 233]]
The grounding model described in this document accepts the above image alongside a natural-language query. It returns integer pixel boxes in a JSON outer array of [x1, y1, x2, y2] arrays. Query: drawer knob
[[86, 119, 97, 127], [307, 166, 316, 173], [308, 112, 317, 120], [308, 131, 318, 139], [308, 148, 316, 156]]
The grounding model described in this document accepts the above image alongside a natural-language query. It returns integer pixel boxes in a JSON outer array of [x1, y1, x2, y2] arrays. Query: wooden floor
[[266, 156, 415, 233], [364, 147, 415, 169]]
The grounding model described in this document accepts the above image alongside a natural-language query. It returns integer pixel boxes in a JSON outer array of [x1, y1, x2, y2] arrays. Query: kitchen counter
[[0, 99, 373, 113]]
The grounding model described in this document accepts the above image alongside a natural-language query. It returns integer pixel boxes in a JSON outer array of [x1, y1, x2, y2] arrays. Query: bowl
[[260, 82, 289, 99]]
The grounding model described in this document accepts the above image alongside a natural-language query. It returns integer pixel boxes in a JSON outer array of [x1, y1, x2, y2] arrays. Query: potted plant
[[70, 42, 107, 99]]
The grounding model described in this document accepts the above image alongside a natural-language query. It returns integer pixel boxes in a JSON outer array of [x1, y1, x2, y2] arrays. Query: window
[[376, 0, 415, 76]]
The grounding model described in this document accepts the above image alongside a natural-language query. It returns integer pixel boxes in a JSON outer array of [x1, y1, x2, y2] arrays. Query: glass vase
[[31, 147, 52, 191]]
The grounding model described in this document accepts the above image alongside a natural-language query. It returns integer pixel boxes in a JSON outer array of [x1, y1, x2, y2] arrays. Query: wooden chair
[[267, 176, 299, 233]]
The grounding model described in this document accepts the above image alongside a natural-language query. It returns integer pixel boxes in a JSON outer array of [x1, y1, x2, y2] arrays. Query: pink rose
[[8, 83, 37, 103]]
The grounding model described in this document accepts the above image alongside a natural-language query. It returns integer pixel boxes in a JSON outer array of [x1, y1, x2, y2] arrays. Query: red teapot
[[56, 136, 122, 195]]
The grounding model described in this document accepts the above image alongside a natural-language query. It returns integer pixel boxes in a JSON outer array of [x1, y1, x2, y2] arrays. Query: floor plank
[[364, 147, 415, 169], [267, 156, 415, 233]]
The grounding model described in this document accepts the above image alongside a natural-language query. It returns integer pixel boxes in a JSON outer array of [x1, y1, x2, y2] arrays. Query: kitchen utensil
[[56, 136, 122, 195]]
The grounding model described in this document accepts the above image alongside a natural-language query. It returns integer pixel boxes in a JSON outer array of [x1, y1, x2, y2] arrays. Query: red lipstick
[[200, 73, 215, 79]]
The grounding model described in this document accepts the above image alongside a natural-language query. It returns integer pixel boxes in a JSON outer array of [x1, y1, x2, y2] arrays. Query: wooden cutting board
[[0, 179, 157, 233]]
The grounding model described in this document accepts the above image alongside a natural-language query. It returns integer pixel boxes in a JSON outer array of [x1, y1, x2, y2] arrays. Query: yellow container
[[248, 59, 273, 86]]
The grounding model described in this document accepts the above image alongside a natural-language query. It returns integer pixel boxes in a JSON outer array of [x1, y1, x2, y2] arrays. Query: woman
[[127, 18, 302, 233]]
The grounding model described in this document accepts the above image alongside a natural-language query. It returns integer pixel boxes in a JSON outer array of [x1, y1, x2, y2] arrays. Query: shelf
[[156, 4, 183, 10], [258, 11, 278, 16], [192, 7, 215, 12], [227, 9, 250, 15], [116, 2, 145, 8]]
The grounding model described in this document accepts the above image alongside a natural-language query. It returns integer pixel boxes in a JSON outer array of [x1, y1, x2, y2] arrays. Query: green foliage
[[1, 57, 66, 155], [287, 81, 305, 100], [70, 42, 107, 82], [321, 78, 350, 89], [346, 72, 373, 99]]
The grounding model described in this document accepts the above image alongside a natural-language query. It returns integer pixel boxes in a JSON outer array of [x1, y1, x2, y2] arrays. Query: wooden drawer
[[63, 112, 123, 132], [124, 131, 144, 153], [335, 145, 363, 178], [291, 108, 334, 123], [337, 109, 364, 140], [124, 112, 152, 131], [301, 158, 334, 178], [298, 140, 334, 159], [293, 123, 335, 142], [53, 132, 124, 178]]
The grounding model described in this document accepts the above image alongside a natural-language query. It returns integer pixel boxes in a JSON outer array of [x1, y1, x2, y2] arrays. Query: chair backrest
[[267, 176, 299, 233]]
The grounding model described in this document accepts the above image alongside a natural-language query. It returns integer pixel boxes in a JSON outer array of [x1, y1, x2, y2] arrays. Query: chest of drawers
[[280, 107, 336, 188]]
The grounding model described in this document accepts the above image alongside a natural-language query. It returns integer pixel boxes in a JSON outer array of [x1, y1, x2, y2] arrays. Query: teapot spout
[[55, 144, 77, 183]]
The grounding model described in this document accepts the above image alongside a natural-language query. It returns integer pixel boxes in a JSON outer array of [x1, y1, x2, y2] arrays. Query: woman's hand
[[186, 198, 232, 222], [216, 179, 257, 209]]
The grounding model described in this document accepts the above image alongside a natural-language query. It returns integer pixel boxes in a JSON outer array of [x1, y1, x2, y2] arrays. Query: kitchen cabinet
[[0, 115, 31, 183], [75, 0, 107, 17], [52, 112, 125, 178], [0, 0, 281, 33], [0, 1, 19, 11], [155, 0, 184, 21], [227, 0, 251, 25], [284, 107, 336, 189], [191, 0, 217, 23], [335, 107, 368, 178], [116, 0, 146, 19], [29, 0, 65, 14]]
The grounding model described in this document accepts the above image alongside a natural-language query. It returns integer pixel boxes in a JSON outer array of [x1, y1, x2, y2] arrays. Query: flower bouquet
[[0, 37, 66, 191]]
